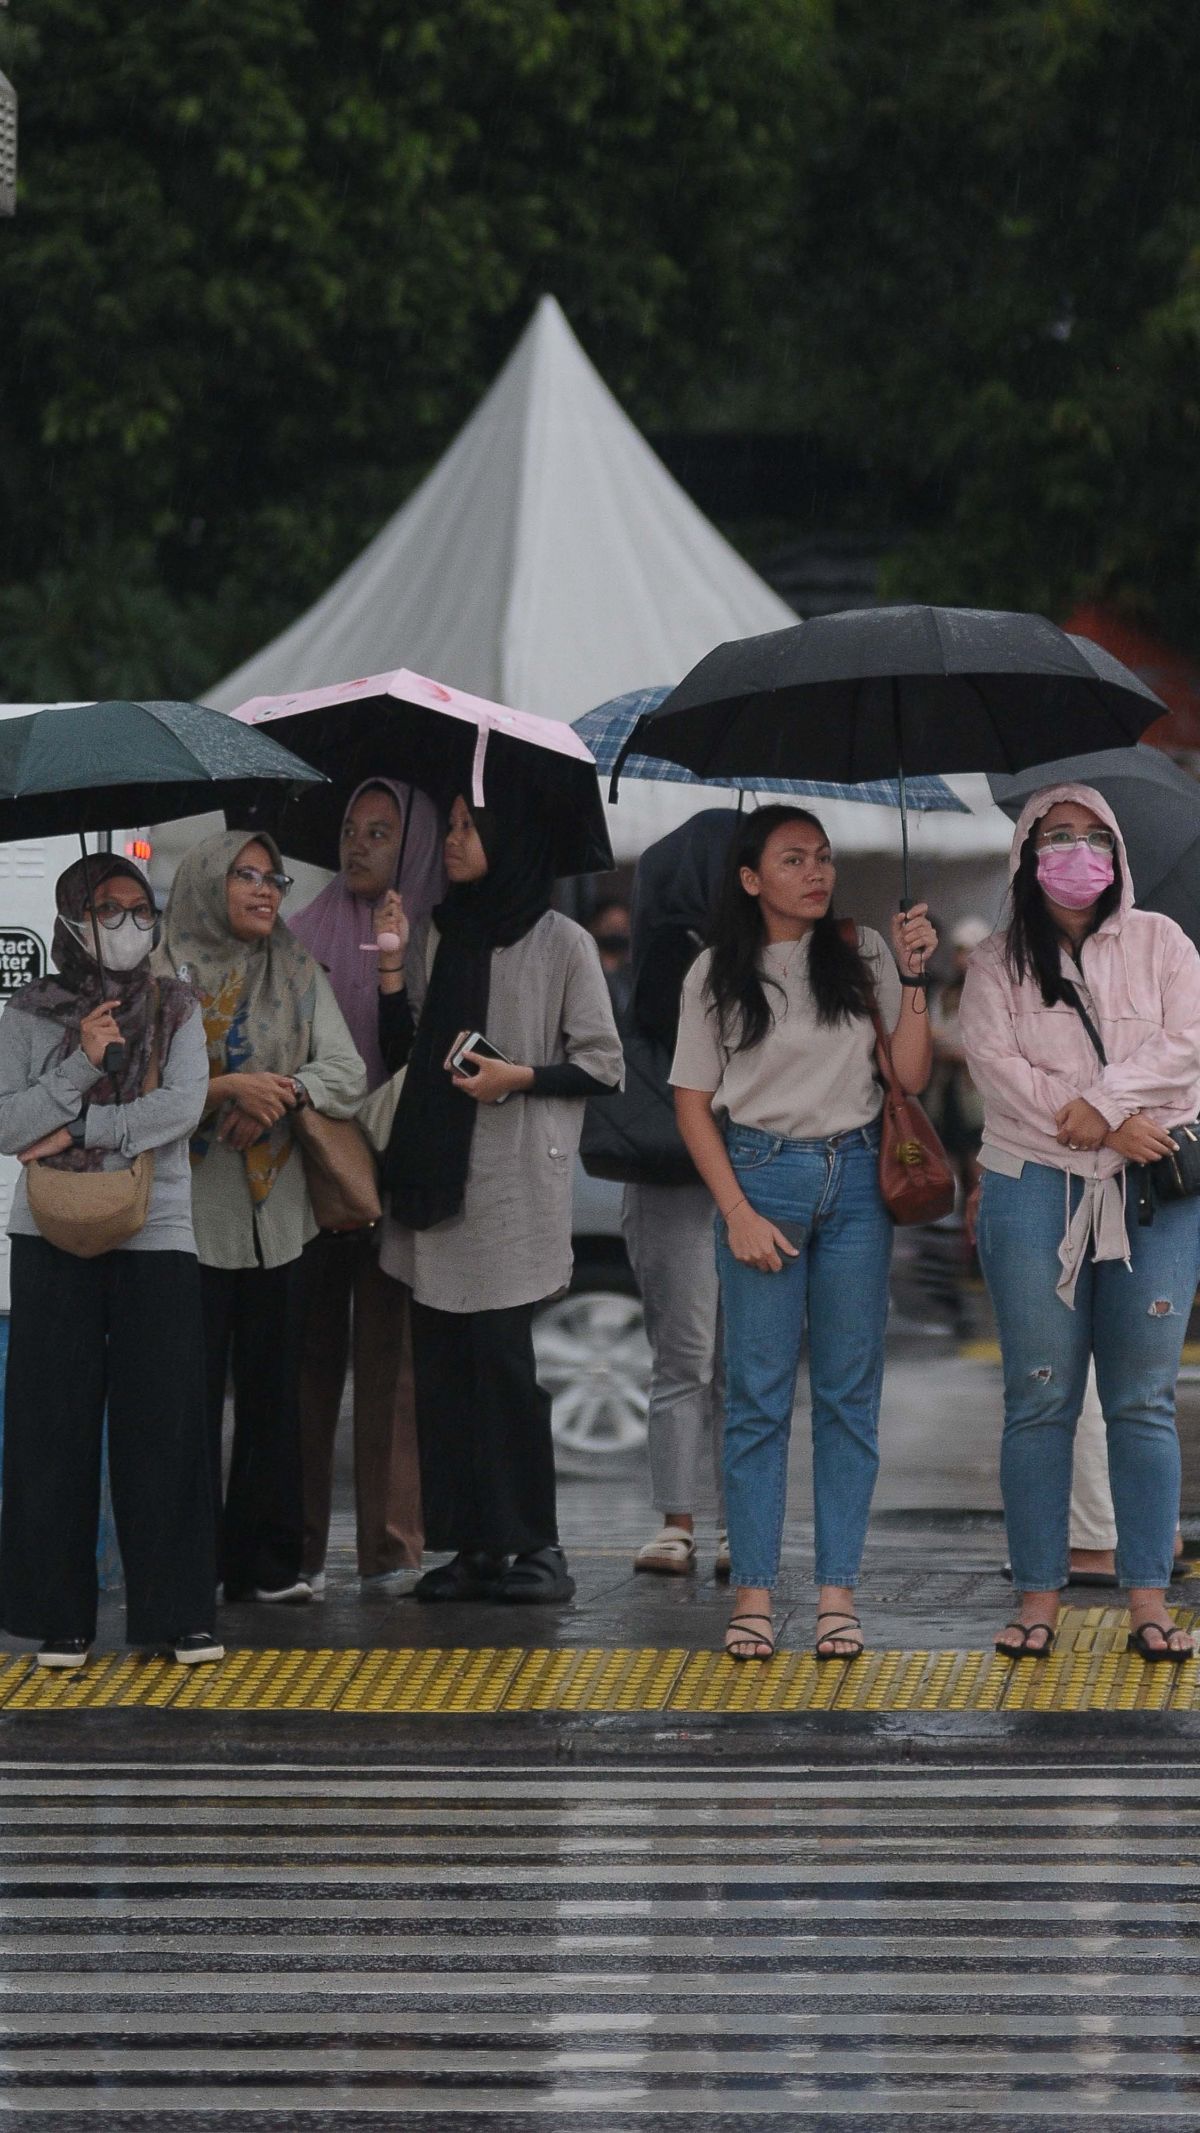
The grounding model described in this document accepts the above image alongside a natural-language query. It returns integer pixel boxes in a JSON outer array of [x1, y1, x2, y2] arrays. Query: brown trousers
[[298, 1230, 423, 1577]]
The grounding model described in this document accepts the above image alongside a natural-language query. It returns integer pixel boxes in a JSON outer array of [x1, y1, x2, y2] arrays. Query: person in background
[[290, 780, 444, 1598], [378, 786, 623, 1606], [159, 831, 366, 1607], [0, 856, 220, 1669], [672, 805, 937, 1662], [588, 897, 633, 1022], [622, 811, 738, 1579], [961, 784, 1200, 1663], [929, 915, 990, 1202]]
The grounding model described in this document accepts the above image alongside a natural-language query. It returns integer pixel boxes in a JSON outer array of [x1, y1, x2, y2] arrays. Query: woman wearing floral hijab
[[0, 855, 218, 1670], [159, 829, 366, 1606], [290, 779, 444, 1597]]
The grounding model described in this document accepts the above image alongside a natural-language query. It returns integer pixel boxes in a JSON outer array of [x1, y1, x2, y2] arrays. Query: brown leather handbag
[[840, 922, 956, 1225], [292, 1107, 383, 1233]]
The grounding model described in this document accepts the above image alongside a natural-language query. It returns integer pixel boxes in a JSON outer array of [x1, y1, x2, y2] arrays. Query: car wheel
[[534, 1282, 651, 1470]]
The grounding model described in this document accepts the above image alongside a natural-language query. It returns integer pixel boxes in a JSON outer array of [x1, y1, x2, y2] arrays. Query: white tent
[[201, 295, 1008, 866]]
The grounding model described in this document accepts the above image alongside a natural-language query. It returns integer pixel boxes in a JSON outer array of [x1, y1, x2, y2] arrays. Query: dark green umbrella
[[0, 697, 324, 844]]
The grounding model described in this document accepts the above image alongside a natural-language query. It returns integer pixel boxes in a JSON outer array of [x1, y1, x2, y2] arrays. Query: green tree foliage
[[0, 0, 810, 696], [1, 0, 1198, 701]]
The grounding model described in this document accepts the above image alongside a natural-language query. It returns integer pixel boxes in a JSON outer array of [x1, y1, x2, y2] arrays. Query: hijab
[[289, 779, 444, 1091], [628, 809, 739, 1046], [383, 785, 557, 1230], [9, 855, 196, 1175], [157, 829, 319, 1204]]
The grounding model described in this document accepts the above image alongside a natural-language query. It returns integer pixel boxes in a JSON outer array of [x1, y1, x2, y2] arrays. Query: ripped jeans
[[978, 1162, 1200, 1591]]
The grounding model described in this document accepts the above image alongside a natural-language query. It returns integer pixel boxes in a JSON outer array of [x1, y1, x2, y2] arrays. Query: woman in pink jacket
[[961, 782, 1200, 1664]]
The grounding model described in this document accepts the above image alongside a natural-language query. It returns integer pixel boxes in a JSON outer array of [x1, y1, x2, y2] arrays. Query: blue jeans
[[977, 1163, 1200, 1591], [715, 1121, 893, 1591]]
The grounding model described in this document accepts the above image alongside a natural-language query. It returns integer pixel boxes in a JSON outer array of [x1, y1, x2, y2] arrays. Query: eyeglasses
[[1037, 828, 1116, 856], [229, 865, 293, 895], [90, 900, 157, 931]]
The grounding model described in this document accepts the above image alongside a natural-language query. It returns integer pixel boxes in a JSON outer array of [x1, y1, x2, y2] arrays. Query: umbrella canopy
[[576, 687, 970, 813], [230, 667, 612, 876], [988, 744, 1200, 950], [632, 607, 1166, 901], [0, 697, 324, 844]]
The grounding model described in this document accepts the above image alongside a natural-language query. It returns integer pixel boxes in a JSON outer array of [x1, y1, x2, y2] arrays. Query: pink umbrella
[[229, 666, 612, 875]]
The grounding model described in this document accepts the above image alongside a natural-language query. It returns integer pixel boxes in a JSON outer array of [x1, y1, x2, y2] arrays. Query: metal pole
[[891, 675, 912, 910]]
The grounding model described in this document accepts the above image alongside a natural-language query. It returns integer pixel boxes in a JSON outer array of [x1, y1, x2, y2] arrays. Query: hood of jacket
[[1006, 781, 1135, 931]]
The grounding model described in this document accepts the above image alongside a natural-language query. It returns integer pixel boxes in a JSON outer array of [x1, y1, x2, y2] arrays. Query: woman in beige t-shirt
[[671, 805, 937, 1662]]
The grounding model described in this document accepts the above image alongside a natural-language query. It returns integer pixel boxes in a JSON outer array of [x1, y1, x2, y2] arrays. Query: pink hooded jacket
[[959, 781, 1200, 1302]]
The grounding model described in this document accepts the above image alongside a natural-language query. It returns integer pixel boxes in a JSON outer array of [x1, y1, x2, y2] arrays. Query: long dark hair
[[1005, 823, 1122, 1005], [704, 805, 875, 1053]]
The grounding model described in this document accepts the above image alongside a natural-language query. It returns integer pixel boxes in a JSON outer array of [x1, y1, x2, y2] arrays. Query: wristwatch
[[289, 1077, 310, 1110]]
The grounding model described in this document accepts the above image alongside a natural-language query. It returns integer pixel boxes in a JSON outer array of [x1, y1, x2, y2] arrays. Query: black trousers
[[409, 1298, 558, 1556], [0, 1237, 217, 1645], [200, 1261, 304, 1598]]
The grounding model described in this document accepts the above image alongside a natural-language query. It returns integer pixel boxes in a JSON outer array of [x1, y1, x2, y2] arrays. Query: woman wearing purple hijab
[[290, 779, 444, 1595]]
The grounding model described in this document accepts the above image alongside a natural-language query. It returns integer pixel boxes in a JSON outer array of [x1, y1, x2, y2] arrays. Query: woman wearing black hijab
[[378, 786, 623, 1604]]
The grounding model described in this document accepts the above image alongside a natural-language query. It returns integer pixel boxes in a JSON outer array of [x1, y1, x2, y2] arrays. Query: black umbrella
[[229, 670, 613, 877], [622, 606, 1166, 902], [988, 745, 1200, 951], [0, 698, 325, 1060]]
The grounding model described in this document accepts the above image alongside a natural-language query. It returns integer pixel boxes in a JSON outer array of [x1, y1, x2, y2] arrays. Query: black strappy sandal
[[814, 1611, 864, 1661], [994, 1620, 1056, 1660], [723, 1613, 776, 1662], [1127, 1619, 1195, 1665]]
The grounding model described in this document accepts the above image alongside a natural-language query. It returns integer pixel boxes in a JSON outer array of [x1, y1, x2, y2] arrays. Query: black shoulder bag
[[1061, 981, 1200, 1226]]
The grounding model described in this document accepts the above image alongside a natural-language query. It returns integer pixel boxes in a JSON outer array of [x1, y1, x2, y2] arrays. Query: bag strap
[[837, 919, 904, 1101], [1060, 979, 1108, 1068]]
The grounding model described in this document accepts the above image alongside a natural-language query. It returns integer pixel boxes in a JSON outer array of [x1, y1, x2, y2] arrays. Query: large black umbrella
[[988, 745, 1200, 950], [229, 668, 613, 877], [623, 607, 1166, 900], [0, 697, 323, 844]]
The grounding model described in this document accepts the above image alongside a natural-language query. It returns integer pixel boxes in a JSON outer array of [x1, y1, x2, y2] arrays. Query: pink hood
[[961, 778, 1200, 1303]]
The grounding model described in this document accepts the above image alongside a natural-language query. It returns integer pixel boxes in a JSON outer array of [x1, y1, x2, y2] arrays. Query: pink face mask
[[1036, 841, 1115, 910]]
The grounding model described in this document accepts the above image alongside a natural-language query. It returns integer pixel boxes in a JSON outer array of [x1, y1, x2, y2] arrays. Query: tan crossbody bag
[[27, 990, 161, 1259]]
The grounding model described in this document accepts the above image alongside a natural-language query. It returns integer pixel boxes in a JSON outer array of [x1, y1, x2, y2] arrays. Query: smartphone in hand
[[445, 1030, 514, 1103]]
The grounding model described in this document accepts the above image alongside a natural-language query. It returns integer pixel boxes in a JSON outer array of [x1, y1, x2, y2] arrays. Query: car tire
[[534, 1274, 651, 1473]]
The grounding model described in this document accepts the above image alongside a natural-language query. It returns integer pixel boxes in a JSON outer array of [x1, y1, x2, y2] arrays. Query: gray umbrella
[[987, 743, 1200, 950]]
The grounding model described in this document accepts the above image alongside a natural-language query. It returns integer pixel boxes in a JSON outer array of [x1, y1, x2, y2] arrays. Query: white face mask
[[64, 914, 153, 974]]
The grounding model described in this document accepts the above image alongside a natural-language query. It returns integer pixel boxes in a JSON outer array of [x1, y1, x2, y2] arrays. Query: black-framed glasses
[[90, 900, 157, 931], [229, 864, 293, 894], [1037, 828, 1116, 856]]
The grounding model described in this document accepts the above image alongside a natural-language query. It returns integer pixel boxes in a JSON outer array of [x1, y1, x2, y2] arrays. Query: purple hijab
[[290, 779, 445, 1089]]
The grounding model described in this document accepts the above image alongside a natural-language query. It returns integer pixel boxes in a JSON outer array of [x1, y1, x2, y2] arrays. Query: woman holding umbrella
[[289, 779, 444, 1598], [159, 830, 366, 1606], [0, 855, 220, 1669], [961, 784, 1200, 1663], [671, 805, 937, 1660], [377, 785, 623, 1605]]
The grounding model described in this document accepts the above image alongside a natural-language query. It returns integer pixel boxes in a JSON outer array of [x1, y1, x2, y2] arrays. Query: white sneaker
[[304, 1572, 327, 1598], [251, 1579, 313, 1604], [359, 1568, 416, 1599], [173, 1633, 225, 1665]]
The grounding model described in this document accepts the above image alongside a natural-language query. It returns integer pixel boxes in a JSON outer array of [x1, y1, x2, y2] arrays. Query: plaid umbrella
[[574, 689, 969, 813]]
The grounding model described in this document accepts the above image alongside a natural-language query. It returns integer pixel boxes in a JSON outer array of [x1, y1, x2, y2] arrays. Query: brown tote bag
[[292, 1108, 383, 1233], [840, 922, 956, 1226], [27, 992, 161, 1259]]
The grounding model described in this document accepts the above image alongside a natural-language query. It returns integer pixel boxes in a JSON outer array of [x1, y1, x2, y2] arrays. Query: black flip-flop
[[1127, 1620, 1195, 1664], [995, 1620, 1056, 1660]]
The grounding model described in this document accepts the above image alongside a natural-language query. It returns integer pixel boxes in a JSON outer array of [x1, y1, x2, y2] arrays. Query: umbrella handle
[[607, 715, 648, 805]]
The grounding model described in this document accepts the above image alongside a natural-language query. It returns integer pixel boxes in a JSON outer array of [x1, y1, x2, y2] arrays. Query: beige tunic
[[379, 910, 623, 1313]]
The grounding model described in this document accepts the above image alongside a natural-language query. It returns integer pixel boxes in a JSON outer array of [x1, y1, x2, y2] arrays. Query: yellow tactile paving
[[3, 1606, 1199, 1714]]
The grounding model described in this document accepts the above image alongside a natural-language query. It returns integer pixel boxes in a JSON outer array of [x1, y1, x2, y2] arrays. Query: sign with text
[[0, 926, 44, 996]]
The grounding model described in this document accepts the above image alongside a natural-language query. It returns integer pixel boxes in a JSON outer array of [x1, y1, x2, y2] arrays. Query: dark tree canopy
[[0, 0, 1197, 699]]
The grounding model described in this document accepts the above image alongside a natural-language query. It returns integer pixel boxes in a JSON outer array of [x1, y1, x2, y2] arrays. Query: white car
[[534, 1163, 652, 1474]]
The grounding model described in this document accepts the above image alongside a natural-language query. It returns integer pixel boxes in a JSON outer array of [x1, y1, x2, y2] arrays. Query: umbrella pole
[[78, 831, 123, 1079], [891, 678, 912, 911]]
